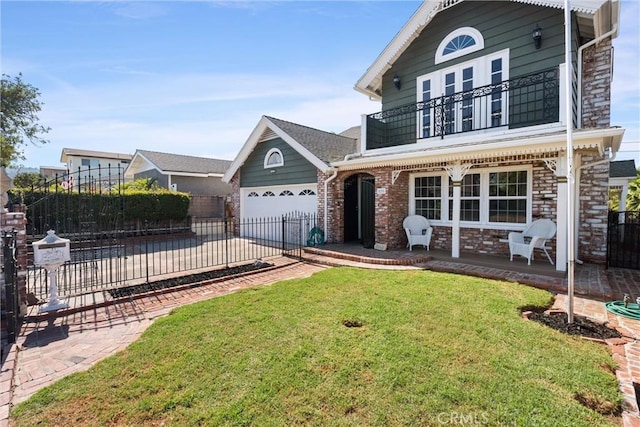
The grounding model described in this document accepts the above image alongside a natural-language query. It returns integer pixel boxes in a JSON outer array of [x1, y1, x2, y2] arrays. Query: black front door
[[343, 174, 376, 247], [344, 175, 359, 242]]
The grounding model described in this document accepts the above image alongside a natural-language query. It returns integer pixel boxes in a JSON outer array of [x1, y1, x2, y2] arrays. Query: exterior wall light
[[532, 25, 542, 49], [393, 75, 401, 90]]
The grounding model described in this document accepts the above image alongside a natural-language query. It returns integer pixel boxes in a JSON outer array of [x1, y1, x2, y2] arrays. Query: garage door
[[240, 184, 318, 243], [241, 184, 317, 219]]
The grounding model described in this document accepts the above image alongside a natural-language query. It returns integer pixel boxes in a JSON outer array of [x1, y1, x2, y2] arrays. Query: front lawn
[[11, 268, 621, 426]]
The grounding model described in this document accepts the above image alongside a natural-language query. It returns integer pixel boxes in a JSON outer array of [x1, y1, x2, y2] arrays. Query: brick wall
[[230, 175, 241, 235], [577, 154, 609, 264], [581, 39, 612, 128], [323, 159, 561, 258]]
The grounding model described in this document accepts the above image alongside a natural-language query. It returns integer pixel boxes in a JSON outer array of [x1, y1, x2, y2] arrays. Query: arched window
[[435, 27, 484, 64], [264, 148, 284, 168]]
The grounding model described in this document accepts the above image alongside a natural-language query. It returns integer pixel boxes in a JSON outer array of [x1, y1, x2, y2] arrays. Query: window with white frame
[[264, 148, 284, 168], [418, 49, 509, 138], [448, 173, 481, 221], [414, 175, 442, 220], [409, 166, 531, 226], [488, 170, 528, 223], [435, 27, 484, 65]]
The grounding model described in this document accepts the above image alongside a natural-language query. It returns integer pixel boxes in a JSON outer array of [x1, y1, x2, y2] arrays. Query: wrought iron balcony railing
[[366, 67, 560, 150]]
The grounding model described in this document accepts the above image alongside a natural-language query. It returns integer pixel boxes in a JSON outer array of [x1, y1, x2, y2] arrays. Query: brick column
[[1, 209, 28, 347]]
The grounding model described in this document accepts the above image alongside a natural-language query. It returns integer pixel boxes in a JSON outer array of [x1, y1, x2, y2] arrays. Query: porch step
[[303, 246, 431, 266]]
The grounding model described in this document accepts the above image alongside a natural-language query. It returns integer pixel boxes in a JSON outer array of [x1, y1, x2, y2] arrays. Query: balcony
[[365, 67, 560, 150]]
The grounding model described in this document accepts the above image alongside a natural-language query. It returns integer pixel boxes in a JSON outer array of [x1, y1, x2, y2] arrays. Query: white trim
[[263, 148, 284, 169], [435, 27, 484, 64], [332, 127, 624, 171]]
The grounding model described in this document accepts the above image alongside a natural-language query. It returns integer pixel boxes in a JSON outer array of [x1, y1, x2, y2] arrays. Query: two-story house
[[60, 148, 132, 190], [224, 0, 624, 271]]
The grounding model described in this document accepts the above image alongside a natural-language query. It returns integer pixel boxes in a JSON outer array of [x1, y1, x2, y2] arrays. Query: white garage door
[[241, 184, 318, 219], [240, 184, 318, 243]]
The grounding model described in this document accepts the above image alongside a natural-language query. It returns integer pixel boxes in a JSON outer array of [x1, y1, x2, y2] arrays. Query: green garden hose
[[604, 301, 640, 320]]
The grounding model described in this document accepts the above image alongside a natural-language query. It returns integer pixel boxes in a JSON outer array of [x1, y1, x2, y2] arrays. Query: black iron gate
[[607, 210, 640, 270], [2, 230, 20, 345]]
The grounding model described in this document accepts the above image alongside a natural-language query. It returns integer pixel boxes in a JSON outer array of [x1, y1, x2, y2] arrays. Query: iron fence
[[2, 230, 20, 345], [26, 213, 318, 302], [608, 210, 640, 270], [366, 67, 560, 149]]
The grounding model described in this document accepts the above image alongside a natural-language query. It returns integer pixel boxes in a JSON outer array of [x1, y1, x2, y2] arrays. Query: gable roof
[[355, 0, 619, 100], [610, 159, 637, 178], [125, 149, 232, 179], [222, 116, 358, 183]]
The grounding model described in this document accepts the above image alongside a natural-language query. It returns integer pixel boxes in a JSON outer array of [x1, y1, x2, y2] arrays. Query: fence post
[[2, 230, 19, 344], [224, 211, 229, 269], [282, 216, 286, 253], [144, 220, 149, 283]]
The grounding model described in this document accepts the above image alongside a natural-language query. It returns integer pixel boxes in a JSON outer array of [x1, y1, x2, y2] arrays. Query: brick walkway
[[1, 253, 639, 426]]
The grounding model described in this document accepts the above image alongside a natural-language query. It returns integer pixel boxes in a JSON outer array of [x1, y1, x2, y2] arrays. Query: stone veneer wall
[[581, 39, 612, 128], [230, 175, 241, 236], [577, 154, 609, 264]]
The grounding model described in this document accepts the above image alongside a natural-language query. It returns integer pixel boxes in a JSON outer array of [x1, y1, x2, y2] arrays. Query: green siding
[[381, 2, 568, 110], [240, 138, 318, 187]]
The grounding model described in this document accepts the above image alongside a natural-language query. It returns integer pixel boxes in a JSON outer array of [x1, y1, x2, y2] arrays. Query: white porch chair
[[403, 215, 433, 251], [508, 219, 557, 265]]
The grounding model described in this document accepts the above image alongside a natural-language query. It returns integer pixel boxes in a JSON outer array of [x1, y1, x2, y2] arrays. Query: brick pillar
[[1, 209, 28, 347], [230, 175, 241, 236], [577, 155, 609, 264], [581, 39, 612, 128]]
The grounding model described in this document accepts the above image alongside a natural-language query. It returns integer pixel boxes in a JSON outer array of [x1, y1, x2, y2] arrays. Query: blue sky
[[2, 0, 639, 170]]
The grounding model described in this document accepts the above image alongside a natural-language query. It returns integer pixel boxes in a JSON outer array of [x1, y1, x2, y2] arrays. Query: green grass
[[11, 268, 621, 426]]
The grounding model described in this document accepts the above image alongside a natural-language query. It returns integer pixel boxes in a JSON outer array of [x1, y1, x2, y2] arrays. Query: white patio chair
[[508, 219, 556, 265], [403, 215, 433, 251]]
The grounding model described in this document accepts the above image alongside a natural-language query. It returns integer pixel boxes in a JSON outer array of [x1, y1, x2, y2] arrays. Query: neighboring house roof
[[610, 159, 637, 178], [125, 150, 232, 179], [223, 116, 359, 183], [60, 148, 132, 163], [354, 0, 619, 99]]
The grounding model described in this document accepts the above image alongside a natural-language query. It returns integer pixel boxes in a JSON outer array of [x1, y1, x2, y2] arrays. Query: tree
[[626, 169, 640, 211], [1, 73, 50, 167], [12, 171, 44, 188]]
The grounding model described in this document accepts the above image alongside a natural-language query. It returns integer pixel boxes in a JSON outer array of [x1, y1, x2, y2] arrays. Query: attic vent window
[[264, 148, 284, 168], [444, 35, 475, 55], [436, 27, 484, 64]]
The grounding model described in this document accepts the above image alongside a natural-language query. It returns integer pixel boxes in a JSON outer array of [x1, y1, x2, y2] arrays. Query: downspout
[[573, 10, 618, 262]]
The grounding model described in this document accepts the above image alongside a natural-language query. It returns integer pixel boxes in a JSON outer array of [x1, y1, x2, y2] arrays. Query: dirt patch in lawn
[[526, 310, 622, 340], [108, 260, 274, 299]]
